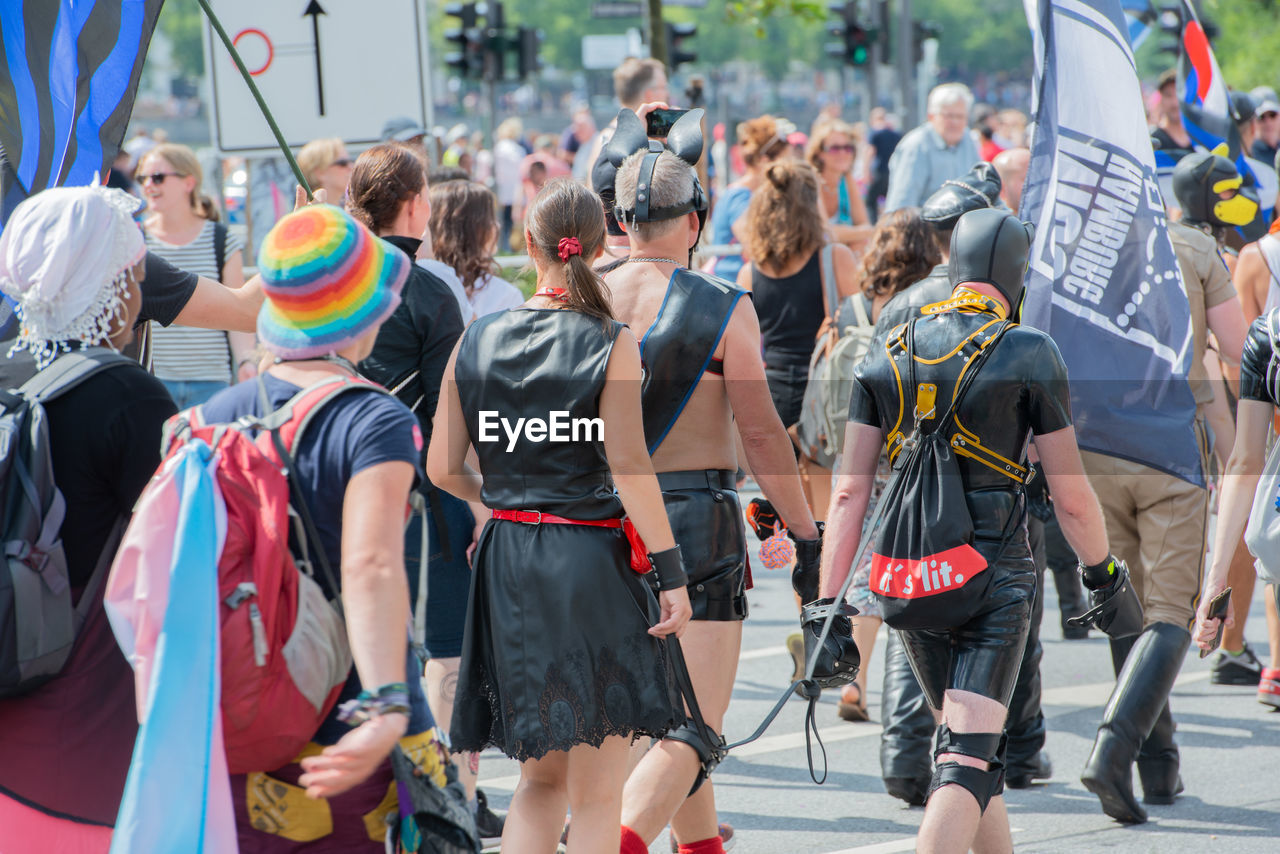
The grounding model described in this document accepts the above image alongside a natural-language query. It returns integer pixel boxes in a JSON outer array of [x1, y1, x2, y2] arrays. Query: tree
[[156, 0, 206, 80], [1200, 0, 1280, 92]]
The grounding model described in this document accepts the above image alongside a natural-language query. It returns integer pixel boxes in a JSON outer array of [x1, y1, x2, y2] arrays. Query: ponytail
[[197, 194, 220, 223], [525, 178, 614, 329]]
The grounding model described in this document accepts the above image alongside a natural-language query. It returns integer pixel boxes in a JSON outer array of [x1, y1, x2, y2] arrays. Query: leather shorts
[[899, 536, 1035, 710], [658, 469, 749, 622]]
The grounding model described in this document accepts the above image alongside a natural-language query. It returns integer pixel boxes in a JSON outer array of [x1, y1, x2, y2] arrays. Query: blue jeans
[[161, 379, 228, 410]]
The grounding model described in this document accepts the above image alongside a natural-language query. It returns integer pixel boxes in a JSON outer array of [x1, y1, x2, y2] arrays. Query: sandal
[[837, 682, 869, 722]]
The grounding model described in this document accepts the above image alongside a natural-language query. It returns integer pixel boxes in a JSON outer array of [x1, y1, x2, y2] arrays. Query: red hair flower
[[557, 237, 583, 262]]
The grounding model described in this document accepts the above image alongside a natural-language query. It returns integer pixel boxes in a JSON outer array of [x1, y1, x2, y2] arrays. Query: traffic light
[[444, 2, 483, 79], [912, 20, 941, 64], [516, 26, 541, 78], [665, 21, 697, 69], [826, 3, 872, 67]]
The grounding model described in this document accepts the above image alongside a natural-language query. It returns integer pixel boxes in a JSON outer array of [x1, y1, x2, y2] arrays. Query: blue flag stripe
[[0, 2, 44, 190]]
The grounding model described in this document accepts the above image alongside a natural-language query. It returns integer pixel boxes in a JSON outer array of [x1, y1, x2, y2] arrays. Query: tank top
[[454, 308, 627, 520], [1260, 234, 1280, 315], [752, 250, 825, 363]]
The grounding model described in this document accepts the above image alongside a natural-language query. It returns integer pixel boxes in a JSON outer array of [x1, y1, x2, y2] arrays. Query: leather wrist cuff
[[649, 545, 688, 591], [788, 519, 825, 545]]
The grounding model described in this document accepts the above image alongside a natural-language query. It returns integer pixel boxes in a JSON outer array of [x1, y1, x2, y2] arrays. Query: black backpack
[[869, 317, 1030, 630], [0, 348, 134, 696]]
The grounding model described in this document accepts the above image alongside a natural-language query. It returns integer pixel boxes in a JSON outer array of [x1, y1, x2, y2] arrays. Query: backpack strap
[[213, 222, 228, 283], [818, 243, 838, 321], [17, 348, 134, 403]]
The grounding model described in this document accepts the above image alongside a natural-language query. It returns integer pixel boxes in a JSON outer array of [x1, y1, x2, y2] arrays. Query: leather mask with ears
[[592, 108, 709, 245]]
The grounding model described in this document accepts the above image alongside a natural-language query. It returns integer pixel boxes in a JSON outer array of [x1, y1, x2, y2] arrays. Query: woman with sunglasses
[[705, 115, 791, 282], [137, 143, 257, 408], [297, 137, 354, 204], [806, 120, 873, 252]]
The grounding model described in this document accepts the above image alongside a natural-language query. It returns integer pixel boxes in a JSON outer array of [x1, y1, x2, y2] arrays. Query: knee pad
[[664, 722, 727, 797], [928, 725, 1007, 813]]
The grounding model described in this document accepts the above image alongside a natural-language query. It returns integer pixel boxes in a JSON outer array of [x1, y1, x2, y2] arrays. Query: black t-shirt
[[870, 127, 903, 177], [139, 251, 200, 327], [43, 360, 177, 587], [1240, 311, 1278, 404], [358, 235, 464, 482]]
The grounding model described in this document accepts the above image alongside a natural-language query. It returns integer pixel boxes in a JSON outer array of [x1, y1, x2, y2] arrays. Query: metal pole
[[897, 0, 914, 126], [647, 0, 667, 68], [196, 0, 312, 197]]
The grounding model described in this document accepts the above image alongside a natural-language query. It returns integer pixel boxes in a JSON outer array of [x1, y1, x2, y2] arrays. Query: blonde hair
[[297, 137, 346, 192], [496, 118, 523, 141], [138, 143, 219, 221], [805, 120, 859, 175]]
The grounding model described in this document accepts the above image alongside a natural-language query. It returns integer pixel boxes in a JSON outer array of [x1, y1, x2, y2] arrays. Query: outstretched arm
[[722, 300, 819, 539], [817, 422, 883, 599]]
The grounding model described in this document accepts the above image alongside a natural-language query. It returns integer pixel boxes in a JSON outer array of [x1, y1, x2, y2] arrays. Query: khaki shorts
[[1080, 421, 1210, 629]]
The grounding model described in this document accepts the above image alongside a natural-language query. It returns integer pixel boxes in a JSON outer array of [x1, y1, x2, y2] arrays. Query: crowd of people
[[1, 40, 1279, 854]]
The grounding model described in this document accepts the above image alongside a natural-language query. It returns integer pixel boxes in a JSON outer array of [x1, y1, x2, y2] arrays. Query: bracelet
[[336, 681, 411, 726], [649, 545, 688, 591]]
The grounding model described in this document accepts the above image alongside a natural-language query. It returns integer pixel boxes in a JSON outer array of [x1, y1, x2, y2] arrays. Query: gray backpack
[[0, 348, 134, 697]]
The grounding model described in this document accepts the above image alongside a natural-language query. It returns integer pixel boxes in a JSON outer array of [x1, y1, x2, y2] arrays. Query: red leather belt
[[490, 509, 650, 574]]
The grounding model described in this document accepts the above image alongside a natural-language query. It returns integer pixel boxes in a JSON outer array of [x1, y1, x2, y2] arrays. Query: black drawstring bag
[[870, 318, 1013, 631]]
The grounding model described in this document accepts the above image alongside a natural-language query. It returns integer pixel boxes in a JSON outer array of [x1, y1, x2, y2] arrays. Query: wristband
[[336, 681, 411, 726], [788, 520, 825, 546], [649, 545, 688, 591]]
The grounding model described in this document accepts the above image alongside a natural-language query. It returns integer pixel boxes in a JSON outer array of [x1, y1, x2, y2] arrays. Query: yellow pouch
[[244, 771, 333, 842]]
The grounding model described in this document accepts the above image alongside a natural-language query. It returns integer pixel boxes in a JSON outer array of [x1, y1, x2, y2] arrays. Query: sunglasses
[[825, 144, 856, 153], [1261, 112, 1279, 120], [330, 158, 352, 168], [138, 172, 182, 185]]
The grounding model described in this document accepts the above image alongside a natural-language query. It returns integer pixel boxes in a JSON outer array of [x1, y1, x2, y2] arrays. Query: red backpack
[[112, 375, 386, 774]]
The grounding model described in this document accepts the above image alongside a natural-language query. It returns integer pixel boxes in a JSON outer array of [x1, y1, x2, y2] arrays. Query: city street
[[477, 501, 1280, 853]]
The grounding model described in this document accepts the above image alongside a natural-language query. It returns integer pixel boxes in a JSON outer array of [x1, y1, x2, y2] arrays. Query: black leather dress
[[639, 268, 750, 621], [449, 308, 683, 761], [849, 303, 1072, 708]]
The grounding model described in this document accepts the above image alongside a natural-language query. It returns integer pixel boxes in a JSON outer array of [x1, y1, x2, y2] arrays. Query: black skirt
[[450, 519, 684, 761]]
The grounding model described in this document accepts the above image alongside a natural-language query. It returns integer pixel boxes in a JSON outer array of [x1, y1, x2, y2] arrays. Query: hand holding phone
[[646, 108, 689, 138], [1199, 587, 1232, 658]]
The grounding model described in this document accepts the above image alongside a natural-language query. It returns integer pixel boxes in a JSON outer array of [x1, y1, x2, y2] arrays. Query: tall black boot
[[1007, 516, 1049, 788], [1108, 633, 1183, 803], [879, 630, 935, 806], [1081, 622, 1191, 823]]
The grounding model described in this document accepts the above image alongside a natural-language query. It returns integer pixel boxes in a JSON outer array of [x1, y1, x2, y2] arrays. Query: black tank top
[[454, 308, 626, 520], [751, 251, 824, 363]]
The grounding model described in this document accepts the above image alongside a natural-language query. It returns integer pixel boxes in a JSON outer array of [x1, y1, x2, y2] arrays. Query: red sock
[[620, 825, 648, 854], [677, 837, 726, 854]]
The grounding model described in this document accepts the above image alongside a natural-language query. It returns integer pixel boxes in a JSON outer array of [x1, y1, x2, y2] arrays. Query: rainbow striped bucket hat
[[256, 204, 408, 358]]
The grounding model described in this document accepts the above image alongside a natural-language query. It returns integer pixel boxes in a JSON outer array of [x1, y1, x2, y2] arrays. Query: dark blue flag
[[1022, 0, 1203, 487], [0, 0, 164, 226]]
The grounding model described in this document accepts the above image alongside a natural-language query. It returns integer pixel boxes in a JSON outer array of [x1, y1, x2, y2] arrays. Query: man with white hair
[[884, 83, 980, 213]]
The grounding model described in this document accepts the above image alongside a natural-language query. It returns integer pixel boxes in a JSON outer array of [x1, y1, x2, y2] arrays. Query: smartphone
[[646, 108, 689, 138], [1199, 587, 1232, 658]]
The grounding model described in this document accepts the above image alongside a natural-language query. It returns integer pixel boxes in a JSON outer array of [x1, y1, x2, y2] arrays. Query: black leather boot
[[1107, 633, 1184, 804], [1137, 700, 1183, 804], [1007, 519, 1049, 788], [1081, 622, 1191, 824], [879, 630, 934, 806]]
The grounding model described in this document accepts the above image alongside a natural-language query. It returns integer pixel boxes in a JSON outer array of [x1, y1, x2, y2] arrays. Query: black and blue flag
[[0, 0, 164, 228], [1022, 0, 1202, 487]]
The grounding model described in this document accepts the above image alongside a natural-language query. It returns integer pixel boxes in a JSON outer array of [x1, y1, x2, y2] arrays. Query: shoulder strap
[[849, 291, 871, 328], [213, 222, 228, 283], [819, 244, 838, 320], [18, 348, 135, 403]]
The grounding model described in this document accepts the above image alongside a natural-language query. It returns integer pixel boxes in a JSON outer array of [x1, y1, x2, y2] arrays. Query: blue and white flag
[[1021, 0, 1202, 487]]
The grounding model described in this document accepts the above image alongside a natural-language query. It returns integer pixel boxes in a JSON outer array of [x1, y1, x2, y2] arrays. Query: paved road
[[475, 512, 1280, 852]]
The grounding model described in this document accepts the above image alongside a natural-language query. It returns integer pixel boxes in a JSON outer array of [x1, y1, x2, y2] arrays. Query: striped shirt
[[144, 220, 244, 382]]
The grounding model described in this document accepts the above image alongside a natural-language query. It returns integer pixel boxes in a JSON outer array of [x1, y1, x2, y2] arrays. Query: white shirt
[[469, 272, 525, 318]]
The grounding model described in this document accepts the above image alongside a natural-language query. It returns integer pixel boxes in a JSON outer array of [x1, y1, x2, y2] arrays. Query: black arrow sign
[[303, 0, 327, 116]]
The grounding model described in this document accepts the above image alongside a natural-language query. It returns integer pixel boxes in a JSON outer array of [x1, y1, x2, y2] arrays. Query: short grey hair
[[614, 150, 695, 238], [927, 82, 974, 116]]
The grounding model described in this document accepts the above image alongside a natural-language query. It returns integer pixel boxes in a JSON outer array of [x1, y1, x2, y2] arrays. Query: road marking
[[823, 827, 1024, 853], [741, 645, 788, 661], [1176, 721, 1253, 738]]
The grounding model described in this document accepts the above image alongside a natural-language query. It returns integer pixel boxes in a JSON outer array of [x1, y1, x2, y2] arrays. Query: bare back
[[604, 263, 739, 473]]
